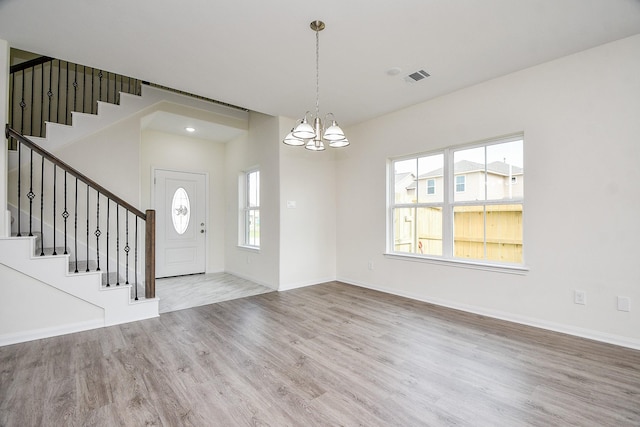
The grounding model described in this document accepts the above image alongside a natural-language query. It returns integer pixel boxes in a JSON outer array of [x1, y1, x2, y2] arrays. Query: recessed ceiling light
[[185, 127, 195, 132]]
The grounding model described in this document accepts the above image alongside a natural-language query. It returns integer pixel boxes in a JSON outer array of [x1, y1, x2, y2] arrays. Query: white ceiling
[[140, 111, 246, 142], [1, 0, 640, 130]]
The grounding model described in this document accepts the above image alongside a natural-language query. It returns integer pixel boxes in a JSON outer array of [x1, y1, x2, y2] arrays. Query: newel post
[[145, 209, 156, 299]]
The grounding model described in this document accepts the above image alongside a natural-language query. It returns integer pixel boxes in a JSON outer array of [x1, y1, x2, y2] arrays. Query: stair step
[[38, 246, 68, 256], [69, 259, 98, 273]]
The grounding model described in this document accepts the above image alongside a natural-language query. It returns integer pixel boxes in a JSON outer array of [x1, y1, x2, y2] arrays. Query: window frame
[[240, 168, 260, 249], [387, 134, 526, 272]]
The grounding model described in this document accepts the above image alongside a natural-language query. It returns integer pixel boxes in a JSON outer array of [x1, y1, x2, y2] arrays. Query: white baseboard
[[0, 318, 104, 347], [278, 277, 336, 292], [338, 276, 640, 351], [224, 269, 278, 291]]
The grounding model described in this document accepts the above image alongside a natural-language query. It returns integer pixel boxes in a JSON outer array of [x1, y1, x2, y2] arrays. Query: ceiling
[[140, 111, 246, 142], [1, 0, 639, 131]]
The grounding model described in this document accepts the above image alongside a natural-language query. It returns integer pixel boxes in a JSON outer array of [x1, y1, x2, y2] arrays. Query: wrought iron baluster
[[86, 185, 90, 272], [95, 191, 101, 271], [65, 61, 69, 126], [52, 165, 57, 256], [40, 154, 44, 256], [16, 144, 22, 237], [63, 171, 68, 254], [73, 63, 78, 122], [30, 65, 35, 136], [74, 177, 78, 273], [134, 216, 138, 300], [91, 68, 95, 114], [125, 211, 130, 285], [98, 70, 103, 102], [116, 205, 120, 286], [47, 60, 53, 124], [28, 148, 34, 236], [82, 65, 86, 114], [106, 71, 110, 104], [56, 60, 61, 124], [20, 69, 25, 135], [9, 70, 14, 133], [40, 63, 44, 137], [106, 199, 110, 287]]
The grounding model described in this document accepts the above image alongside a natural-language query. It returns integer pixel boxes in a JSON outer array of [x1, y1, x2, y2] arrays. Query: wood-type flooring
[[1, 281, 639, 426]]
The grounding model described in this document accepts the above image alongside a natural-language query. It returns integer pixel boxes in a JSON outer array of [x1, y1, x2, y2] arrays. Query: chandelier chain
[[315, 28, 320, 118]]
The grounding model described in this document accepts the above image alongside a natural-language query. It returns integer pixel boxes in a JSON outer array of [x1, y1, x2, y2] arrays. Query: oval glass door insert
[[171, 187, 190, 234]]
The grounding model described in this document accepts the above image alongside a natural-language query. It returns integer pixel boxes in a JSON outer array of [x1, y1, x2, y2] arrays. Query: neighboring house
[[415, 159, 524, 202], [396, 160, 524, 262]]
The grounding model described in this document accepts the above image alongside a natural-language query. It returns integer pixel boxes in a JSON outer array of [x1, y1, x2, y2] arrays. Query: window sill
[[237, 245, 260, 253], [383, 253, 529, 275]]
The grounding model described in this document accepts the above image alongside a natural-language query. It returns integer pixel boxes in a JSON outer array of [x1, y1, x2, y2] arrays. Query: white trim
[[337, 277, 640, 351], [278, 277, 335, 292], [0, 319, 104, 347], [224, 269, 276, 290], [383, 252, 528, 274]]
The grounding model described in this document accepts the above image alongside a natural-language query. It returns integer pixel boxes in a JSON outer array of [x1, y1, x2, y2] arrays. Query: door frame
[[151, 167, 209, 276]]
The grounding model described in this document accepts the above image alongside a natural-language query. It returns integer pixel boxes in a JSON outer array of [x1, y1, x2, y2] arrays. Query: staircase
[[2, 57, 162, 346], [0, 236, 157, 330], [2, 53, 248, 346]]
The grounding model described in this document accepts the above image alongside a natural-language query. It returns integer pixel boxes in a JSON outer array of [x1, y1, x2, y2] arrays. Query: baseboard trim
[[0, 318, 105, 347], [224, 270, 278, 291], [279, 277, 336, 292], [338, 277, 640, 351]]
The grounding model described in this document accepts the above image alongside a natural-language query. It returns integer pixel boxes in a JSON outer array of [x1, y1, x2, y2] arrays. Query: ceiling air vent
[[404, 69, 430, 83]]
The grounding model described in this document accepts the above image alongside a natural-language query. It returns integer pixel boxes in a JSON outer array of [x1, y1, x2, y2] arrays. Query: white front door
[[154, 169, 207, 278]]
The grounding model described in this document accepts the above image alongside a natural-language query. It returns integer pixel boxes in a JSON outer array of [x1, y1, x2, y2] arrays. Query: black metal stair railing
[[8, 55, 142, 149], [6, 126, 156, 300]]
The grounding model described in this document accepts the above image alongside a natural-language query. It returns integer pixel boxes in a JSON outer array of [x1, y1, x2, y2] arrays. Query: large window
[[390, 135, 524, 265], [242, 169, 260, 248]]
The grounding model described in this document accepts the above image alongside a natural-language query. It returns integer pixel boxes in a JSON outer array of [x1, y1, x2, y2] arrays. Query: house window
[[389, 135, 524, 265], [426, 179, 435, 195], [241, 169, 260, 247]]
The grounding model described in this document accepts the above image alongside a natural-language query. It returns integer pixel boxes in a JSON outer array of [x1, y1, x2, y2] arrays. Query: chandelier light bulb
[[283, 129, 305, 146]]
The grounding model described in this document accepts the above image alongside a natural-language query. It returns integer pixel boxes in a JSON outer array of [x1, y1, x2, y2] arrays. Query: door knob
[[200, 229, 206, 233]]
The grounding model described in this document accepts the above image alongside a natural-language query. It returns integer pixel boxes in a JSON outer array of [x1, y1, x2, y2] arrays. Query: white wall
[[337, 35, 640, 348], [224, 112, 280, 289], [140, 129, 229, 273], [0, 39, 9, 237], [55, 112, 142, 206], [0, 263, 104, 341], [279, 117, 337, 289]]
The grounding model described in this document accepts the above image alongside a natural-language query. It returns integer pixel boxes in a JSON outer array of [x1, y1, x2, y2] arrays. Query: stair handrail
[[6, 125, 156, 299], [7, 125, 144, 218], [10, 55, 54, 74]]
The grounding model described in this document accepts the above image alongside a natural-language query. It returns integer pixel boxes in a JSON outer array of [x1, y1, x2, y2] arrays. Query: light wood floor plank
[[1, 281, 640, 426]]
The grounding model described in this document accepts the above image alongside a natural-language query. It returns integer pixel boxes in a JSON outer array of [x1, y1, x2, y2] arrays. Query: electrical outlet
[[617, 296, 631, 312], [367, 261, 374, 271], [574, 290, 586, 305]]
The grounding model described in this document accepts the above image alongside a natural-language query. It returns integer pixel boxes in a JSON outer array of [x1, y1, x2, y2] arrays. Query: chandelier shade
[[282, 20, 350, 151]]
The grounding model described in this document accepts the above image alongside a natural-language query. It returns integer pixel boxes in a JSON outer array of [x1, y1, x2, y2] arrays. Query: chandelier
[[283, 20, 349, 151]]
